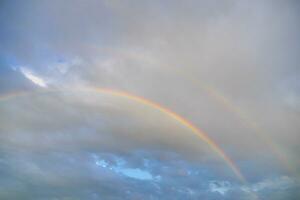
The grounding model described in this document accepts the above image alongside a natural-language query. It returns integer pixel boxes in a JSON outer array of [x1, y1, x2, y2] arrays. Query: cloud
[[92, 153, 155, 181], [209, 180, 231, 195], [247, 176, 297, 192], [0, 0, 300, 199], [20, 67, 47, 87]]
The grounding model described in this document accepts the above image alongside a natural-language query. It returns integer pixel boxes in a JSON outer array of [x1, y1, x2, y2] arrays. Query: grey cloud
[[0, 0, 299, 199], [2, 145, 296, 200]]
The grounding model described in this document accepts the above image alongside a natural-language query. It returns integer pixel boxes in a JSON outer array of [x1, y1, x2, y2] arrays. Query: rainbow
[[205, 87, 296, 174], [91, 87, 246, 181], [0, 87, 245, 182], [0, 91, 27, 101], [171, 67, 296, 176]]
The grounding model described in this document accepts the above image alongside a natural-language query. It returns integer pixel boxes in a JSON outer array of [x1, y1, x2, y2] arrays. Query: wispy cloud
[[20, 67, 47, 87]]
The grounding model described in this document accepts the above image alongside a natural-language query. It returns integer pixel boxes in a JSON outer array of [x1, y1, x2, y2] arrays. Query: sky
[[0, 0, 299, 199]]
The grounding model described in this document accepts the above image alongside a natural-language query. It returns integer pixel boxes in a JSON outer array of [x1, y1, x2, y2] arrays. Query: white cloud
[[208, 176, 298, 197], [249, 176, 295, 192], [20, 67, 47, 87], [209, 180, 232, 195]]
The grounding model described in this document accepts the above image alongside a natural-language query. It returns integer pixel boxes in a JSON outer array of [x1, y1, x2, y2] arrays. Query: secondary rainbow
[[171, 67, 295, 175]]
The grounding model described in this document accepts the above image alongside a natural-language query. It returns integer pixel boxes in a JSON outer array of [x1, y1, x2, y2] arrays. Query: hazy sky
[[0, 0, 299, 199]]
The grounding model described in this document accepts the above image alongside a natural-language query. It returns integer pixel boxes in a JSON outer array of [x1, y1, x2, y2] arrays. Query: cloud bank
[[0, 0, 299, 199]]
